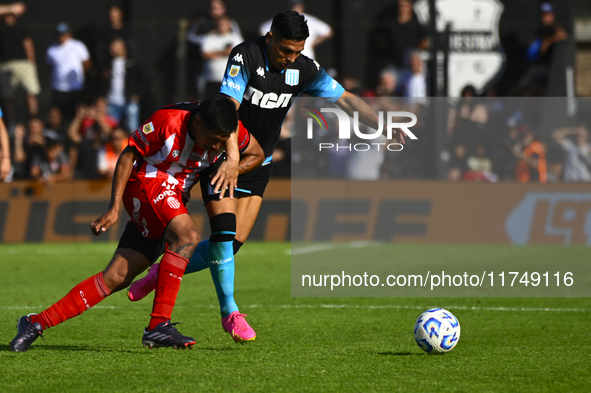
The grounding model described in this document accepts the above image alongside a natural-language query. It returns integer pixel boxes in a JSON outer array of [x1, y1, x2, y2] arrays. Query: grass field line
[[290, 241, 380, 255], [2, 304, 588, 313]]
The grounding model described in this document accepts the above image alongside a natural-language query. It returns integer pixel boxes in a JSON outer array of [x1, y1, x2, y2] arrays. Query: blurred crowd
[[0, 1, 139, 184], [0, 0, 585, 185]]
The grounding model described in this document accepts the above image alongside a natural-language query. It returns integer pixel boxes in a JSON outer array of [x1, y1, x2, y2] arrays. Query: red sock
[[148, 250, 189, 330], [31, 272, 111, 329]]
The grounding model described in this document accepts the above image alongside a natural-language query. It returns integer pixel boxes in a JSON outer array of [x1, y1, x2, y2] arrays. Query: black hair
[[198, 95, 238, 136], [270, 10, 309, 41]]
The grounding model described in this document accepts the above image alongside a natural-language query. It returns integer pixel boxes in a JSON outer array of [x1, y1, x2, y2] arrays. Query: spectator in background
[[400, 51, 426, 105], [187, 0, 241, 98], [46, 23, 91, 121], [197, 16, 242, 99], [514, 130, 547, 183], [0, 2, 25, 17], [517, 2, 568, 95], [463, 144, 498, 182], [527, 3, 567, 65], [552, 125, 591, 182], [447, 143, 468, 181], [259, 0, 332, 60], [95, 4, 136, 68], [11, 116, 46, 180], [45, 106, 67, 138], [67, 97, 117, 179], [375, 68, 399, 97], [97, 126, 127, 178], [188, 0, 241, 38], [368, 0, 427, 87], [0, 106, 10, 180], [447, 85, 489, 153], [30, 135, 70, 186], [0, 11, 40, 123], [102, 38, 141, 132]]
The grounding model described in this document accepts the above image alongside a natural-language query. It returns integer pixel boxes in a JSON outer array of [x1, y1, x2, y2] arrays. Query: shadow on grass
[[0, 344, 136, 353], [200, 347, 241, 351], [377, 351, 424, 356]]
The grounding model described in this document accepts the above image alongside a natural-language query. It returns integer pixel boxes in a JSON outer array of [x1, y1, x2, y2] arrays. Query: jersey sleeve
[[219, 45, 252, 104], [128, 113, 173, 157], [237, 120, 250, 154], [302, 62, 345, 103]]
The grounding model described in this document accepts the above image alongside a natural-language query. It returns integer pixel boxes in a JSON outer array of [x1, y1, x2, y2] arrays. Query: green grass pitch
[[1, 242, 590, 392]]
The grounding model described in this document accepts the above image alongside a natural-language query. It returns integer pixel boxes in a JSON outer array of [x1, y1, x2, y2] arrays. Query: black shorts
[[200, 162, 273, 204], [117, 221, 167, 264]]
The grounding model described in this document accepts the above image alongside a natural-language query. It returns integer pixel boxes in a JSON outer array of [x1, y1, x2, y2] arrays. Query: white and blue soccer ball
[[414, 308, 461, 354]]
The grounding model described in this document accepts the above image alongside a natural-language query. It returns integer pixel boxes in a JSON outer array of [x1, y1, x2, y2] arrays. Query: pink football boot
[[128, 263, 159, 301], [221, 312, 256, 344]]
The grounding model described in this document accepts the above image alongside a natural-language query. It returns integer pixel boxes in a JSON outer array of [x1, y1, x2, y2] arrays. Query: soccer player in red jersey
[[9, 95, 264, 351]]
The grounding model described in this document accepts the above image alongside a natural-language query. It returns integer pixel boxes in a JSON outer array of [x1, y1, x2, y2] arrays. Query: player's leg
[[143, 213, 200, 348], [203, 197, 238, 317], [205, 197, 258, 343], [10, 244, 151, 352], [127, 166, 267, 301]]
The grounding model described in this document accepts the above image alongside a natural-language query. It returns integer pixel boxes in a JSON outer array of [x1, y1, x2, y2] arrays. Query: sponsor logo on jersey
[[153, 190, 176, 204], [244, 86, 292, 109], [256, 67, 265, 77], [167, 197, 181, 209], [285, 69, 299, 86], [229, 65, 241, 77], [172, 150, 180, 158], [224, 79, 241, 90], [232, 53, 244, 64], [132, 132, 147, 148], [142, 122, 154, 134]]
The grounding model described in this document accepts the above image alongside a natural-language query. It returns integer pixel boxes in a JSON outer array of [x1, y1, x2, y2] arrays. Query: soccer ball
[[414, 308, 461, 354]]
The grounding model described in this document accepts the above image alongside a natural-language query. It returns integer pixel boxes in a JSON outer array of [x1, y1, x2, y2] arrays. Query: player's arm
[[90, 145, 140, 236], [0, 116, 11, 180], [211, 124, 240, 199], [212, 41, 251, 198], [238, 133, 264, 175], [335, 91, 405, 144]]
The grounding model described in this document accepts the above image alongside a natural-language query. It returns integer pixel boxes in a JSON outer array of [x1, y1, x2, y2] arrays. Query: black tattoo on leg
[[171, 243, 196, 258]]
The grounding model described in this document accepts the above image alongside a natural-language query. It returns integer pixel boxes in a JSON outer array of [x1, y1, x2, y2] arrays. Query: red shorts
[[122, 174, 188, 240]]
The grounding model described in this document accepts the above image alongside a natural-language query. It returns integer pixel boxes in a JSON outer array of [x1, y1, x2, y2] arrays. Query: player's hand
[[394, 129, 406, 144], [90, 208, 119, 236], [0, 158, 11, 181], [211, 159, 239, 199]]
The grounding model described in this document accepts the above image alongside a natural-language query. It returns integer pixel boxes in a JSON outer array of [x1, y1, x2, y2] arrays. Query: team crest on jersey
[[285, 69, 299, 86], [172, 150, 180, 158], [229, 65, 241, 77], [142, 122, 154, 134]]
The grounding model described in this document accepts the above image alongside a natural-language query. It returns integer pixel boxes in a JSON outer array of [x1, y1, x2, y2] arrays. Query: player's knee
[[185, 228, 201, 246], [210, 213, 236, 243], [102, 268, 128, 292]]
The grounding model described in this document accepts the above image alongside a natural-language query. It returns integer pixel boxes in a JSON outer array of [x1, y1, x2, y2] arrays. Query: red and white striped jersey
[[128, 102, 249, 198]]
